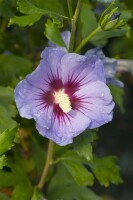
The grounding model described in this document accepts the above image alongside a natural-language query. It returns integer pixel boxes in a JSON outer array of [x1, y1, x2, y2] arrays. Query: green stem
[[67, 0, 73, 18], [75, 26, 101, 53], [68, 0, 82, 52], [37, 140, 54, 191]]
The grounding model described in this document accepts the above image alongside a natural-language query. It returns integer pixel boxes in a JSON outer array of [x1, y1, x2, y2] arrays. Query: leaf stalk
[[68, 0, 82, 52], [75, 26, 101, 53], [37, 140, 54, 191]]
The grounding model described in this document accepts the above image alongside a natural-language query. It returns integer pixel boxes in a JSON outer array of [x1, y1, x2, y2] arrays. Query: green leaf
[[78, 3, 98, 39], [0, 164, 33, 199], [56, 150, 94, 186], [12, 0, 67, 26], [49, 184, 102, 200], [0, 106, 17, 133], [109, 85, 125, 112], [0, 171, 16, 188], [17, 0, 50, 15], [31, 187, 45, 200], [17, 0, 64, 15], [11, 164, 33, 200], [120, 10, 132, 21], [0, 87, 17, 132], [9, 0, 45, 27], [33, 0, 66, 16], [73, 130, 98, 161], [9, 0, 68, 27], [0, 87, 16, 112], [0, 193, 10, 200], [76, 2, 98, 47], [0, 54, 32, 87], [45, 19, 66, 47], [0, 155, 7, 169], [90, 156, 123, 187], [76, 143, 92, 160], [91, 25, 130, 46], [11, 184, 33, 200], [57, 150, 84, 163], [0, 0, 16, 18], [13, 154, 35, 174], [0, 127, 18, 155], [30, 135, 47, 173], [9, 14, 42, 27], [63, 160, 94, 186], [47, 164, 101, 200]]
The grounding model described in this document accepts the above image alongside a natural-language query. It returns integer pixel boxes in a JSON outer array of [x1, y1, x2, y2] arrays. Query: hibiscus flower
[[15, 46, 114, 145]]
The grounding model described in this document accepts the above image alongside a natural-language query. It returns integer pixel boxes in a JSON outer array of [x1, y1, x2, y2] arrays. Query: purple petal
[[15, 47, 65, 120], [60, 31, 70, 48], [36, 123, 73, 145], [33, 47, 65, 83], [15, 78, 54, 129], [75, 81, 115, 128], [48, 31, 70, 49], [107, 78, 124, 88], [85, 48, 117, 79], [61, 53, 106, 88], [33, 106, 53, 129], [15, 79, 46, 119], [36, 110, 91, 146], [85, 48, 124, 88]]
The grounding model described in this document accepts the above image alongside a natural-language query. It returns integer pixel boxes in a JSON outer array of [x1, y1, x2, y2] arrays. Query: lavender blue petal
[[36, 110, 91, 146], [61, 52, 106, 86], [15, 47, 65, 122], [75, 81, 115, 128], [85, 47, 124, 87], [48, 31, 70, 50]]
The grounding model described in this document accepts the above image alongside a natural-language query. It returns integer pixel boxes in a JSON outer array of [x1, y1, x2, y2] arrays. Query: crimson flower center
[[53, 89, 72, 113]]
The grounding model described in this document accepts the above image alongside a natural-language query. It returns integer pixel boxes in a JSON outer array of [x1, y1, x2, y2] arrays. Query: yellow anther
[[54, 89, 72, 113]]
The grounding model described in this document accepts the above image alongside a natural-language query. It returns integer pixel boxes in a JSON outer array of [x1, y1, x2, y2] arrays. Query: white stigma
[[54, 89, 72, 113]]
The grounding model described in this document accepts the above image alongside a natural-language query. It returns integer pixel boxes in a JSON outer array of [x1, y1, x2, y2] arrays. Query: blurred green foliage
[[0, 0, 132, 199]]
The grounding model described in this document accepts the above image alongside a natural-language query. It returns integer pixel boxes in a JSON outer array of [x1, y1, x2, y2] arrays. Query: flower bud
[[103, 12, 121, 30], [99, 1, 125, 31], [110, 12, 121, 21]]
